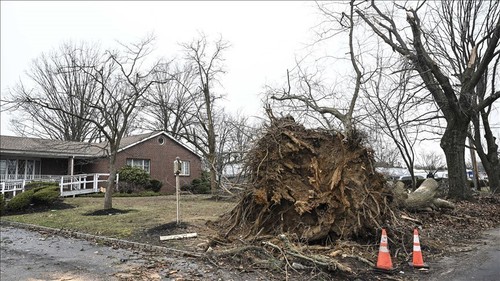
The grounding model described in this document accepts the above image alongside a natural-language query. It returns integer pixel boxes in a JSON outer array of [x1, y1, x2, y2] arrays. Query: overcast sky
[[1, 1, 319, 135], [1, 1, 498, 162]]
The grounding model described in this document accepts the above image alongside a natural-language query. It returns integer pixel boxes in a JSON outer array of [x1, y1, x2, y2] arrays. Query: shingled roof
[[0, 135, 105, 158], [0, 131, 200, 159]]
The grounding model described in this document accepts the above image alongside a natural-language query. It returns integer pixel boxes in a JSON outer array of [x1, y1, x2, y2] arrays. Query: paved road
[[0, 225, 264, 281], [0, 225, 161, 281], [2, 223, 499, 281], [429, 227, 500, 281]]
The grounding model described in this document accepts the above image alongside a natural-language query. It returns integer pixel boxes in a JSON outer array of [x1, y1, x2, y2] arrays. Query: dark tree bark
[[355, 0, 500, 199]]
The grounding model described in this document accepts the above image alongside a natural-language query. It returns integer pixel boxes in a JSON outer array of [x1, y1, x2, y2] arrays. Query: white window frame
[[179, 160, 190, 176], [126, 159, 151, 174]]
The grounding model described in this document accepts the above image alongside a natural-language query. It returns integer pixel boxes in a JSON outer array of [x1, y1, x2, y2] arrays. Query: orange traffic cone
[[375, 228, 394, 272], [409, 228, 429, 269]]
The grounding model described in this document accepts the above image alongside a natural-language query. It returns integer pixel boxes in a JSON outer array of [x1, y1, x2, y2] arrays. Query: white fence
[[0, 180, 28, 199], [59, 173, 118, 197], [0, 173, 118, 198]]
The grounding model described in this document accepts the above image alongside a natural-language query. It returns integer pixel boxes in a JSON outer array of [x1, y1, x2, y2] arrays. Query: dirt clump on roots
[[221, 117, 393, 243]]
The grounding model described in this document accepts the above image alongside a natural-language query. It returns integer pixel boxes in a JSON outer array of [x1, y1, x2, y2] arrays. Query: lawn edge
[[0, 220, 202, 258]]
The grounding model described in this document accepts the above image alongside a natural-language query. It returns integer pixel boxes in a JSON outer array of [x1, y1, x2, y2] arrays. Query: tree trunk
[[208, 154, 217, 195], [104, 152, 117, 210], [488, 168, 500, 194], [393, 179, 455, 211], [476, 111, 500, 194], [440, 122, 471, 200], [481, 155, 500, 194]]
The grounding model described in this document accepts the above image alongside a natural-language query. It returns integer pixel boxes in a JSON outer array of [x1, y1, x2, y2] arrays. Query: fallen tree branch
[[261, 235, 353, 274]]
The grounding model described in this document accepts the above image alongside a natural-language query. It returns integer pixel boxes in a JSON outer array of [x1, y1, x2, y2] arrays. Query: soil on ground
[[123, 117, 500, 280]]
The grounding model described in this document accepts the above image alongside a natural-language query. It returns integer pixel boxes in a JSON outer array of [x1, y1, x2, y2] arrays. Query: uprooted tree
[[223, 117, 392, 242], [221, 116, 455, 244]]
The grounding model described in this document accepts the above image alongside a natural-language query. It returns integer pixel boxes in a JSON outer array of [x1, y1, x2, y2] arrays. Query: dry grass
[[0, 195, 237, 240]]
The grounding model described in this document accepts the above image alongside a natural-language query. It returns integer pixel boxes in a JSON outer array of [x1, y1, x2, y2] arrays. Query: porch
[[0, 173, 118, 198]]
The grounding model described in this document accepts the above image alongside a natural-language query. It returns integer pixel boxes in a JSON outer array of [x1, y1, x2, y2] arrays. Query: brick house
[[0, 131, 202, 194]]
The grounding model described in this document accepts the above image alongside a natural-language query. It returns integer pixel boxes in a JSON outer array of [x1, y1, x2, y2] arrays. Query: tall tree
[[269, 0, 369, 143], [142, 62, 198, 138], [214, 110, 256, 189], [9, 41, 102, 142], [13, 36, 166, 209], [362, 49, 446, 188], [179, 34, 230, 194], [355, 0, 500, 199]]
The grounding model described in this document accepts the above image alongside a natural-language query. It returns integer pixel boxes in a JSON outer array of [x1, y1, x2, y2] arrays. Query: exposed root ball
[[224, 118, 392, 242]]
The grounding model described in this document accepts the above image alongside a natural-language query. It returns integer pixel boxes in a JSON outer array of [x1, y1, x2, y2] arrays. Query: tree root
[[262, 234, 354, 274]]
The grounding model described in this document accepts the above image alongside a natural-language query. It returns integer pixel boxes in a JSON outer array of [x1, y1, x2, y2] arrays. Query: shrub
[[0, 194, 5, 215], [6, 184, 61, 212], [147, 179, 163, 193], [182, 172, 211, 194], [6, 189, 35, 212], [118, 166, 151, 193], [32, 186, 60, 206], [25, 181, 58, 190], [119, 166, 151, 185]]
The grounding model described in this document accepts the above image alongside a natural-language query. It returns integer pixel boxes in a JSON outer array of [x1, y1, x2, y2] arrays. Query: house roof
[[118, 131, 201, 159], [0, 131, 201, 160], [0, 135, 104, 158]]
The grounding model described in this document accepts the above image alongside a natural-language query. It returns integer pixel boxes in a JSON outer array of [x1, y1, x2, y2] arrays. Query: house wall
[[86, 134, 202, 194]]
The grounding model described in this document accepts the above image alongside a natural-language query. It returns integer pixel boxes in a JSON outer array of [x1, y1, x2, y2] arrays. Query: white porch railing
[[0, 173, 119, 198], [59, 173, 118, 197], [0, 180, 28, 199]]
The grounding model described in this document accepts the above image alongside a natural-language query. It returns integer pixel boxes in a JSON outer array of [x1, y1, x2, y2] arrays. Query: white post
[[60, 176, 64, 196], [175, 157, 181, 225], [69, 156, 74, 176], [1, 182, 5, 196], [93, 174, 98, 192]]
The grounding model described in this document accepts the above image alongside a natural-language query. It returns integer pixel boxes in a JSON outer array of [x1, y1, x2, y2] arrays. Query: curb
[[0, 220, 202, 258]]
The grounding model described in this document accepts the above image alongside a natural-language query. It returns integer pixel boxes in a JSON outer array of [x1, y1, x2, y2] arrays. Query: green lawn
[[1, 195, 237, 239]]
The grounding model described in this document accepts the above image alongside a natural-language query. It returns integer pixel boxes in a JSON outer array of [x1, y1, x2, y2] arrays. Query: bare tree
[[418, 151, 446, 177], [355, 0, 500, 199], [9, 41, 102, 142], [179, 34, 230, 194], [269, 0, 370, 143], [214, 110, 257, 189], [13, 36, 167, 209], [363, 53, 443, 188], [469, 53, 500, 193], [142, 62, 198, 138]]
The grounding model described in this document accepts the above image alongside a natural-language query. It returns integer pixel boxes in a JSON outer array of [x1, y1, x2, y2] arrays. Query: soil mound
[[223, 117, 392, 242]]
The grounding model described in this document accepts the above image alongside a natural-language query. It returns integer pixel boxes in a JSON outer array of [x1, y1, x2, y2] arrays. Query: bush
[[147, 179, 163, 193], [6, 189, 35, 212], [32, 186, 60, 206], [182, 172, 211, 194], [118, 166, 151, 193], [119, 166, 151, 185], [0, 194, 5, 215], [25, 181, 58, 190], [6, 184, 61, 212]]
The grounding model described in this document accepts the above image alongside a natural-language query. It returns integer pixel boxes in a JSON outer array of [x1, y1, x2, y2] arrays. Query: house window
[[0, 160, 6, 181], [126, 159, 151, 174], [0, 159, 40, 180], [180, 161, 190, 176], [7, 159, 17, 180]]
